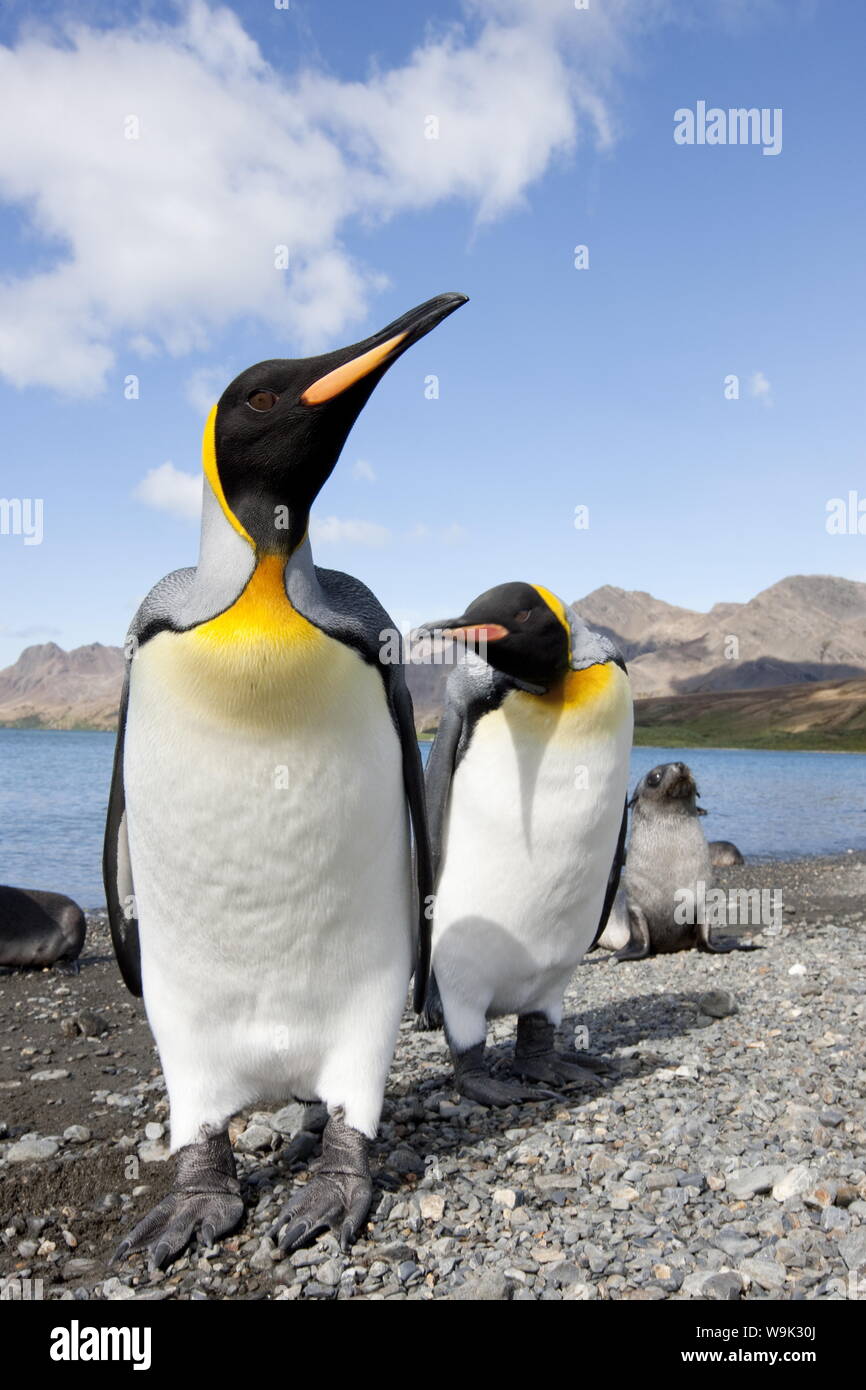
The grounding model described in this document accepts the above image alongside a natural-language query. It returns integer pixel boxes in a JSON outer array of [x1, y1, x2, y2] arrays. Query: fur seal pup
[[709, 839, 745, 867], [0, 886, 86, 972], [598, 762, 757, 959]]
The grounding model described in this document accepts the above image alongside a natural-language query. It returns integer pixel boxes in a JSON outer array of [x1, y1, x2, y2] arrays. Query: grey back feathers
[[567, 610, 621, 671]]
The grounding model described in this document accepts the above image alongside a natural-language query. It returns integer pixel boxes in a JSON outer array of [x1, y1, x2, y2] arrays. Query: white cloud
[[134, 461, 202, 521], [352, 458, 377, 483], [749, 370, 773, 405], [185, 364, 230, 417], [310, 515, 390, 548], [0, 0, 649, 395]]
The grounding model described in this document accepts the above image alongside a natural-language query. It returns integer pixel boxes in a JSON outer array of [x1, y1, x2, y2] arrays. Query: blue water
[[1, 730, 864, 908]]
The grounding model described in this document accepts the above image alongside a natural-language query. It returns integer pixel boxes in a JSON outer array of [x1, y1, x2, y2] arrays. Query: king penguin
[[103, 292, 467, 1266], [420, 582, 632, 1105]]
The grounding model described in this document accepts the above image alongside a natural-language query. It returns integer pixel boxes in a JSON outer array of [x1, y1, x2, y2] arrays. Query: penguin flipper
[[588, 796, 629, 952], [103, 665, 143, 997], [389, 673, 434, 1012], [412, 702, 464, 1027], [424, 702, 464, 884]]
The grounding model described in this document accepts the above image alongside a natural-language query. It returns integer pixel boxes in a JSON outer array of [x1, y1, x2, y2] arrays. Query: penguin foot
[[613, 943, 651, 962], [571, 1051, 612, 1074], [453, 1041, 561, 1107], [700, 934, 764, 954], [269, 1114, 372, 1254], [456, 1070, 560, 1107], [113, 1132, 243, 1269], [414, 974, 444, 1031], [415, 1000, 444, 1031], [513, 1052, 603, 1088], [513, 1013, 604, 1089]]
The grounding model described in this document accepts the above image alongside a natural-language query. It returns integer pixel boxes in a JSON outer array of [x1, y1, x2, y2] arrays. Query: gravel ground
[[1, 852, 864, 1302]]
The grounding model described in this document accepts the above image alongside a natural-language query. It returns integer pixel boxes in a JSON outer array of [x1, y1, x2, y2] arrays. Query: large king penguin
[[421, 582, 632, 1105], [104, 293, 467, 1266]]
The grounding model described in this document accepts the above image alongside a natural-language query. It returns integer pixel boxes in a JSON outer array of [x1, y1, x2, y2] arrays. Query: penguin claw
[[270, 1114, 372, 1255], [113, 1191, 244, 1270], [269, 1172, 372, 1255], [571, 1051, 612, 1074], [414, 976, 444, 1031], [513, 1053, 604, 1089], [414, 1004, 443, 1032], [456, 1071, 562, 1108]]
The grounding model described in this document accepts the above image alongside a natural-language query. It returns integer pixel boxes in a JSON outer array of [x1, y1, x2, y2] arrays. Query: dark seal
[[0, 886, 86, 971], [709, 840, 745, 867]]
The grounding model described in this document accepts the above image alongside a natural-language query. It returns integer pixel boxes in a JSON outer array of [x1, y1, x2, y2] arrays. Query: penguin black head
[[630, 762, 705, 814], [205, 293, 468, 553], [423, 582, 573, 691]]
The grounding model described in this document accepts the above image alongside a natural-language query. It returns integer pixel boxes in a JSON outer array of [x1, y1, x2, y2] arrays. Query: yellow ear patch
[[202, 405, 254, 546], [532, 584, 573, 661], [301, 332, 407, 405]]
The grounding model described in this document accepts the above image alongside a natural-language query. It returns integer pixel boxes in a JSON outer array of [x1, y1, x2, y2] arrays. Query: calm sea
[[1, 729, 864, 909]]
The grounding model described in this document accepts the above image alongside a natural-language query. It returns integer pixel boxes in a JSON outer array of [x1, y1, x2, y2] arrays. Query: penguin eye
[[247, 390, 279, 412], [514, 610, 532, 624]]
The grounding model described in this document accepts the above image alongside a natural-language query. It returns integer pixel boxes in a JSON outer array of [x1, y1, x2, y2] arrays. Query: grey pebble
[[698, 990, 739, 1019]]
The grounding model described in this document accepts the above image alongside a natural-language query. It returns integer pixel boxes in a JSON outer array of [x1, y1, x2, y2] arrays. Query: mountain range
[[0, 641, 124, 731], [1, 575, 864, 738], [405, 574, 866, 728]]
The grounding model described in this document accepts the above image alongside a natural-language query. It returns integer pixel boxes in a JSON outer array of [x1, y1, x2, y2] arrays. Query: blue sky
[[0, 0, 863, 666]]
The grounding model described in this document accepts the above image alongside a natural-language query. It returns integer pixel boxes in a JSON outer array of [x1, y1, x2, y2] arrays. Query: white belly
[[432, 670, 632, 1049], [124, 627, 412, 1144]]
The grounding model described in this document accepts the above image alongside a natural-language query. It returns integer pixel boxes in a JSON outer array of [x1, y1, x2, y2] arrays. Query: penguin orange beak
[[419, 618, 509, 644], [443, 624, 509, 644], [301, 293, 468, 406]]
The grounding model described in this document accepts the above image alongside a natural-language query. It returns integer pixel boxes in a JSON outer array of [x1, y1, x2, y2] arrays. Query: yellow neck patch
[[505, 661, 629, 741], [202, 405, 254, 546], [541, 663, 615, 710], [170, 553, 329, 725], [193, 554, 320, 651], [532, 584, 573, 662]]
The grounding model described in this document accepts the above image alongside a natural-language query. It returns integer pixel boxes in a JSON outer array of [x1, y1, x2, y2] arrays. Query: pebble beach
[[1, 852, 864, 1302]]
